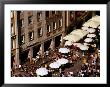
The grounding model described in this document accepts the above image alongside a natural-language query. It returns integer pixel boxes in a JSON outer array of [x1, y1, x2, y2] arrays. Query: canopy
[[63, 34, 81, 42], [90, 15, 100, 23], [83, 20, 100, 28], [59, 48, 70, 53], [64, 41, 73, 46], [84, 38, 93, 42], [81, 26, 89, 31], [36, 67, 48, 76], [70, 29, 89, 37], [87, 34, 96, 38], [56, 58, 69, 64], [49, 62, 61, 68], [86, 28, 96, 33]]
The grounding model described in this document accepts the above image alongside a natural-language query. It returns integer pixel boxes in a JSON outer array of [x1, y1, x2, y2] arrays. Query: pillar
[[42, 11, 47, 39], [60, 34, 65, 47], [50, 38, 55, 50], [14, 11, 20, 68], [28, 47, 33, 61], [39, 43, 44, 56]]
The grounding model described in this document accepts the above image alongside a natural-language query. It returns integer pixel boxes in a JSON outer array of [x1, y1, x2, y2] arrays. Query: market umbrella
[[83, 43, 90, 46], [49, 62, 61, 69], [59, 48, 70, 53], [84, 38, 93, 43], [63, 34, 81, 42], [36, 67, 48, 76], [56, 58, 69, 65], [83, 20, 100, 28], [73, 43, 83, 47], [79, 45, 89, 50], [87, 34, 96, 38], [70, 29, 89, 37], [81, 26, 89, 30], [64, 41, 73, 46], [86, 28, 96, 33], [90, 15, 100, 23]]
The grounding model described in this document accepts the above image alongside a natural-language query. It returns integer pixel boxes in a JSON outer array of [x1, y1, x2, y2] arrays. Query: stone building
[[11, 11, 98, 68]]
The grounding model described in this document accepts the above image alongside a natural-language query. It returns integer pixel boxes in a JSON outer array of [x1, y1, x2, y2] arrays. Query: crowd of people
[[11, 41, 100, 77]]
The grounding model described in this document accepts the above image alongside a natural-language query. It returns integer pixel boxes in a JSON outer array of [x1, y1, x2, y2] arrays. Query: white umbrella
[[59, 48, 70, 53], [57, 58, 69, 64], [64, 41, 73, 46], [36, 67, 48, 76], [70, 29, 89, 37], [63, 34, 81, 42], [87, 34, 96, 38], [81, 26, 89, 30], [86, 28, 96, 33], [73, 43, 83, 47], [49, 62, 61, 68], [83, 43, 90, 46], [79, 45, 89, 50], [63, 34, 73, 40], [84, 38, 93, 43], [83, 20, 100, 28], [90, 15, 100, 23]]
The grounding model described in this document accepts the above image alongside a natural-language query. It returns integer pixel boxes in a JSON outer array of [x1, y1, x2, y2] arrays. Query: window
[[70, 12, 74, 18], [52, 11, 56, 15], [19, 19, 24, 28], [59, 19, 62, 28], [28, 16, 33, 25], [37, 12, 42, 22], [38, 28, 43, 37], [46, 11, 49, 17], [53, 22, 56, 30], [47, 25, 51, 33], [21, 35, 25, 44], [29, 32, 34, 41], [58, 11, 62, 14]]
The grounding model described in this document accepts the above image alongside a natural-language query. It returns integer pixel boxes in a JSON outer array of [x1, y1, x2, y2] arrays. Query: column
[[33, 11, 38, 42], [60, 11, 66, 47], [39, 43, 44, 56], [66, 11, 69, 27], [50, 38, 55, 50], [28, 47, 33, 58], [60, 34, 65, 47], [14, 11, 20, 67], [24, 11, 29, 46], [42, 11, 47, 39]]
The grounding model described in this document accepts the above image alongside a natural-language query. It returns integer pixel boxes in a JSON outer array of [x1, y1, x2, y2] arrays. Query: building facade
[[11, 11, 98, 68]]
